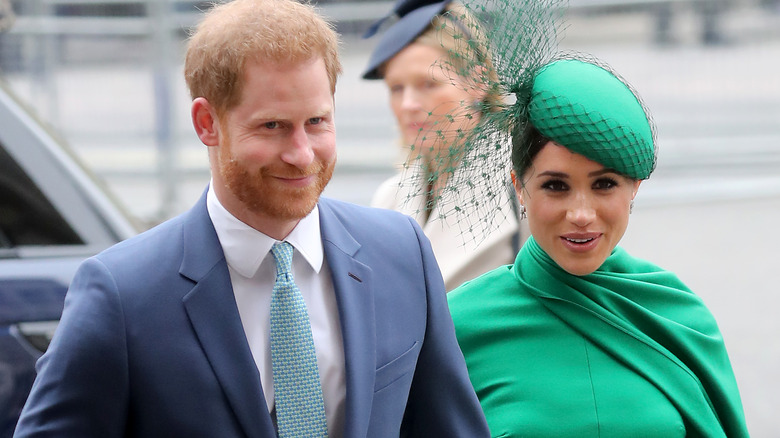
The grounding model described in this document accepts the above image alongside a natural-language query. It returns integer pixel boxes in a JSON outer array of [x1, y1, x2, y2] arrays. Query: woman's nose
[[401, 88, 423, 112], [566, 197, 596, 227]]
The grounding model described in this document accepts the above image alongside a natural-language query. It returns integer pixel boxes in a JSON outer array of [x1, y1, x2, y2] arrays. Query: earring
[[630, 200, 634, 214], [520, 205, 527, 220]]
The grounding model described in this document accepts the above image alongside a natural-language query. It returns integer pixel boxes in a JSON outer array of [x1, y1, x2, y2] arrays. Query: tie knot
[[270, 241, 294, 278]]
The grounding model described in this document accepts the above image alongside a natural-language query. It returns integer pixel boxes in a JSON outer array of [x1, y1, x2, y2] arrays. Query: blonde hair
[[184, 0, 342, 116], [413, 3, 502, 110]]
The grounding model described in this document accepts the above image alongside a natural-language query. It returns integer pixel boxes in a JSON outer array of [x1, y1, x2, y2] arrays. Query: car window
[[0, 142, 82, 247]]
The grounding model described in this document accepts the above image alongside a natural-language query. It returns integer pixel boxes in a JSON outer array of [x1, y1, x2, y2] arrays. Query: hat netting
[[395, 0, 657, 245]]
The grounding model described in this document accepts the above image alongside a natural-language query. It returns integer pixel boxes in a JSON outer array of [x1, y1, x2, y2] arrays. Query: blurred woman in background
[[362, 0, 525, 291]]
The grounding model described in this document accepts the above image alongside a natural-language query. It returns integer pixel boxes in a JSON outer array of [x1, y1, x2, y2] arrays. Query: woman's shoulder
[[369, 173, 404, 209], [447, 265, 516, 310], [605, 246, 692, 291]]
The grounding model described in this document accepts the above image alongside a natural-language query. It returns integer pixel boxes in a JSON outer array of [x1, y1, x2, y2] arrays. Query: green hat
[[528, 59, 656, 179]]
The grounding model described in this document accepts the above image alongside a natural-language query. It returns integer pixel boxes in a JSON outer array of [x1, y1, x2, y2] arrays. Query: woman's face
[[383, 42, 483, 160], [514, 142, 641, 276]]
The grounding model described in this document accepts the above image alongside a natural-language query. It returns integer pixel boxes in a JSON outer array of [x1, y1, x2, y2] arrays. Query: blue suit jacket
[[14, 193, 489, 437]]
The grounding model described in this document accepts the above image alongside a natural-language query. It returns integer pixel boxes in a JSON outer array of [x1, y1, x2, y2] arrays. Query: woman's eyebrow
[[588, 168, 618, 177], [537, 170, 568, 178]]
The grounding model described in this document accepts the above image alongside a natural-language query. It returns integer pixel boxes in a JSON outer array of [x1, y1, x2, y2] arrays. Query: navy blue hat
[[362, 0, 452, 80]]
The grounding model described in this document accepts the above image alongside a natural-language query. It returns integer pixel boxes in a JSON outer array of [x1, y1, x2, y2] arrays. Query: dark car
[[0, 80, 137, 436]]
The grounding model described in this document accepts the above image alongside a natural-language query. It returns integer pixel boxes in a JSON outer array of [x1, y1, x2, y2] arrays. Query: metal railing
[[568, 0, 731, 44], [2, 0, 733, 43], [0, 0, 773, 221]]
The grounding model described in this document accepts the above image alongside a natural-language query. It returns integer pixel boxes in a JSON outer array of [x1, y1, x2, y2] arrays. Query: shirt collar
[[206, 183, 324, 278]]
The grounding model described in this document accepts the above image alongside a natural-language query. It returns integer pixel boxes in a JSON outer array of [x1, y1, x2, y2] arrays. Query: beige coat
[[371, 173, 527, 291]]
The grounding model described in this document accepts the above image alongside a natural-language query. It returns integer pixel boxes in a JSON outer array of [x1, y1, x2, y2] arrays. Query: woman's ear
[[510, 170, 524, 205], [469, 65, 490, 104], [191, 97, 220, 147], [632, 179, 642, 199]]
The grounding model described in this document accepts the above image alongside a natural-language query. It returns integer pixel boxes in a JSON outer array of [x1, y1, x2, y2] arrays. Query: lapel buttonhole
[[348, 272, 362, 283]]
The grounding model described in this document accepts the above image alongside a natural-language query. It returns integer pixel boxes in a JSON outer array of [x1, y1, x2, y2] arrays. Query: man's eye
[[309, 117, 322, 125], [264, 121, 279, 129]]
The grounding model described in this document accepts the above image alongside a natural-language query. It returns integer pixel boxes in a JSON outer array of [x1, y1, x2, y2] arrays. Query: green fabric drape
[[449, 237, 748, 437]]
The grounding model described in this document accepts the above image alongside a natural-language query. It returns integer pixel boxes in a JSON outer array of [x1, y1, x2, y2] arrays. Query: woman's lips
[[560, 233, 602, 253], [403, 123, 428, 143]]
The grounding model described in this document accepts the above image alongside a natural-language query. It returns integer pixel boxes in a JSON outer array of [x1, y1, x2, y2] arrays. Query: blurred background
[[0, 0, 778, 434]]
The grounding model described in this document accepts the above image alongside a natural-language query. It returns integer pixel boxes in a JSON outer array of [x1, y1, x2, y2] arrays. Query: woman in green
[[446, 57, 750, 437], [396, 0, 749, 433], [396, 0, 748, 438]]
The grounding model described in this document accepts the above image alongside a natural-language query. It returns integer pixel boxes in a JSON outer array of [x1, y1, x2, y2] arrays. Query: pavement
[[3, 4, 780, 435]]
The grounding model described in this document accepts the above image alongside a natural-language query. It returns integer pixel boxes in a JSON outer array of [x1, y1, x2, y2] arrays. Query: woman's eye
[[541, 180, 568, 192], [593, 178, 618, 190]]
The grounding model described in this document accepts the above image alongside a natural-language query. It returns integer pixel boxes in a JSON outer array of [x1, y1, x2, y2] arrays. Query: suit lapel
[[319, 200, 376, 438], [179, 194, 275, 437]]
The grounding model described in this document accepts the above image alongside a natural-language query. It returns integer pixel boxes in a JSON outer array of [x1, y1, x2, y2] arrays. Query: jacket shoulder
[[320, 197, 415, 228]]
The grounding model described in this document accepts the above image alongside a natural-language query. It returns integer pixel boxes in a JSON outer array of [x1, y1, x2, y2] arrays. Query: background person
[[13, 1, 489, 436], [362, 0, 525, 291]]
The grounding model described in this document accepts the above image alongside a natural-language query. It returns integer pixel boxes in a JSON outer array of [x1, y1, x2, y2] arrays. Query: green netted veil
[[396, 0, 657, 244]]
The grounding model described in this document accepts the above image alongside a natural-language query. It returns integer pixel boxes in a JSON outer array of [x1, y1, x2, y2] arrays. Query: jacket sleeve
[[400, 216, 491, 437], [14, 257, 129, 437]]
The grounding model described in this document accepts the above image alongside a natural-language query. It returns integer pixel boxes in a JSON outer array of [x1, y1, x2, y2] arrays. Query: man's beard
[[219, 149, 335, 222]]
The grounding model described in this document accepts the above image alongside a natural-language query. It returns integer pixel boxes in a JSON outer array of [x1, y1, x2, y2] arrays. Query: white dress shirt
[[206, 185, 346, 437]]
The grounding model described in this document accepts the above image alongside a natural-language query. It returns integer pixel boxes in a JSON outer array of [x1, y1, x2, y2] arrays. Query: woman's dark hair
[[511, 121, 549, 183]]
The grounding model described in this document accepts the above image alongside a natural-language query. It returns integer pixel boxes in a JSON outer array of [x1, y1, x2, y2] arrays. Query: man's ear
[[191, 97, 220, 147]]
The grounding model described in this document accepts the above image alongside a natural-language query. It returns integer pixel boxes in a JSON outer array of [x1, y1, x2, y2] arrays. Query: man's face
[[211, 57, 336, 236]]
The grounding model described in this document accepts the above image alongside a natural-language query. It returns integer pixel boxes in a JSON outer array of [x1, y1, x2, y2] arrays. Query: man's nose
[[281, 127, 315, 168]]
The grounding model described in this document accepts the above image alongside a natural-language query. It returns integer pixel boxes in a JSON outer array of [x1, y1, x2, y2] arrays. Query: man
[[13, 0, 489, 437]]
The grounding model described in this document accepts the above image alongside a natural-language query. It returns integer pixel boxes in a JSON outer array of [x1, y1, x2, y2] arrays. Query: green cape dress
[[448, 237, 748, 437]]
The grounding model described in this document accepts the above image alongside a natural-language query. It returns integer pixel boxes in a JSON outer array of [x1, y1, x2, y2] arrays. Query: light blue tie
[[269, 242, 329, 438]]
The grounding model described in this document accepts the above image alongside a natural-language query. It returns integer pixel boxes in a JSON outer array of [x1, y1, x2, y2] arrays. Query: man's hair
[[184, 0, 342, 116]]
